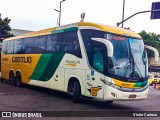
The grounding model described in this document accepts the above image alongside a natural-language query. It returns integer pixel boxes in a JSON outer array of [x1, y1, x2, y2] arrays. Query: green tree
[[0, 13, 13, 42], [139, 30, 160, 58]]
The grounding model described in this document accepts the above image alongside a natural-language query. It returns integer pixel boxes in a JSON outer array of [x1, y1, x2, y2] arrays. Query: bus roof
[[78, 22, 141, 38], [4, 22, 141, 41]]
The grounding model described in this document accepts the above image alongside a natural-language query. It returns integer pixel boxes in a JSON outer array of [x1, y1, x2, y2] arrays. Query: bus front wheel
[[73, 81, 81, 103], [16, 72, 22, 87]]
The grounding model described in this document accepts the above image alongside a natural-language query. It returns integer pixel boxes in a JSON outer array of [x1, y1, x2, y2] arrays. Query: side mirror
[[91, 38, 113, 57], [145, 45, 159, 62]]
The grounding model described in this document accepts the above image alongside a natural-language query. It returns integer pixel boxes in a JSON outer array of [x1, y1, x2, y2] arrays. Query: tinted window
[[80, 29, 107, 72], [93, 46, 104, 72], [62, 31, 82, 58], [23, 37, 35, 54], [34, 36, 46, 53], [46, 31, 81, 58], [14, 39, 24, 54], [81, 29, 104, 55], [46, 34, 61, 53], [2, 41, 8, 54], [7, 40, 14, 54]]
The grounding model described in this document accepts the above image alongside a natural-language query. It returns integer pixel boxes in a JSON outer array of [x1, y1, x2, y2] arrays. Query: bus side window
[[2, 41, 8, 54], [93, 46, 104, 72], [14, 39, 24, 54], [34, 36, 46, 54], [62, 31, 82, 58], [6, 40, 15, 54], [23, 37, 35, 54], [46, 34, 60, 53]]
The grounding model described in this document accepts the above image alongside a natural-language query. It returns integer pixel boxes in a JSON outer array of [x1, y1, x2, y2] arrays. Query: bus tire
[[1, 78, 4, 82], [73, 81, 81, 103], [9, 71, 16, 85], [106, 100, 113, 104], [16, 72, 22, 87]]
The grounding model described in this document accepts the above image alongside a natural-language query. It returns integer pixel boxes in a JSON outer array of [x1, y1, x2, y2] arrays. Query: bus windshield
[[108, 36, 147, 79], [80, 29, 148, 81]]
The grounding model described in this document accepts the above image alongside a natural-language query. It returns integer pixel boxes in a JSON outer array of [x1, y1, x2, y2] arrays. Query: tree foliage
[[0, 13, 13, 42], [139, 30, 160, 58]]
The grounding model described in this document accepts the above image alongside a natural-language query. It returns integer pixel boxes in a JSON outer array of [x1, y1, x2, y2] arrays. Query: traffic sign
[[151, 2, 160, 19]]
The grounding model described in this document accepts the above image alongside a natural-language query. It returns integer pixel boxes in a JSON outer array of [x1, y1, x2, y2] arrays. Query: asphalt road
[[0, 79, 160, 120]]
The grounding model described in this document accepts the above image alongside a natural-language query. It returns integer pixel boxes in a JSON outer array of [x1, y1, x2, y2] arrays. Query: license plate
[[129, 94, 136, 98]]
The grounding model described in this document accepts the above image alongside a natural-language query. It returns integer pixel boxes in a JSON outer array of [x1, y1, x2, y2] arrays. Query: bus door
[[50, 68, 65, 91], [86, 46, 105, 99]]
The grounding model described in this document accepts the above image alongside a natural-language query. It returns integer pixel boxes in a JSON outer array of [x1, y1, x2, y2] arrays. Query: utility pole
[[54, 0, 66, 26], [122, 0, 125, 28]]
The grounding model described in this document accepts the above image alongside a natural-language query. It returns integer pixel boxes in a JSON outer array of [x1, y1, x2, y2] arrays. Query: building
[[11, 29, 33, 36]]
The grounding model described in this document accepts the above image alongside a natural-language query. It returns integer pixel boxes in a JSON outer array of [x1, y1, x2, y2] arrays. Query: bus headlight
[[101, 79, 120, 89]]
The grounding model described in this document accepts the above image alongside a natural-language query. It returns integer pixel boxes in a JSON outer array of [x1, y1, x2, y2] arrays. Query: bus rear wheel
[[16, 72, 22, 87], [9, 71, 16, 85], [73, 81, 81, 103], [1, 78, 4, 82]]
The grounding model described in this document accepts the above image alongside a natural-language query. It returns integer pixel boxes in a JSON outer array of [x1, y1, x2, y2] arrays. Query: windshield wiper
[[127, 39, 143, 78], [142, 49, 147, 76]]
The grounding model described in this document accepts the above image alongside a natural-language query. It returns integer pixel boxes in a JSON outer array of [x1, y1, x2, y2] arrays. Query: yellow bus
[[1, 22, 158, 103], [0, 43, 2, 71]]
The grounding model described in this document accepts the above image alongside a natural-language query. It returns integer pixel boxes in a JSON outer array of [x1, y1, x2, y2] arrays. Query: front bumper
[[104, 85, 149, 101]]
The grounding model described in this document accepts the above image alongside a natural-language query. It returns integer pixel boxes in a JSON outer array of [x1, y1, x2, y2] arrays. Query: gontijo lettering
[[12, 57, 32, 63]]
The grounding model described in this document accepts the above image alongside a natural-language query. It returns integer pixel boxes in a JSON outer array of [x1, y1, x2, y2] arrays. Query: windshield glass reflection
[[106, 34, 146, 78], [129, 38, 147, 77]]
